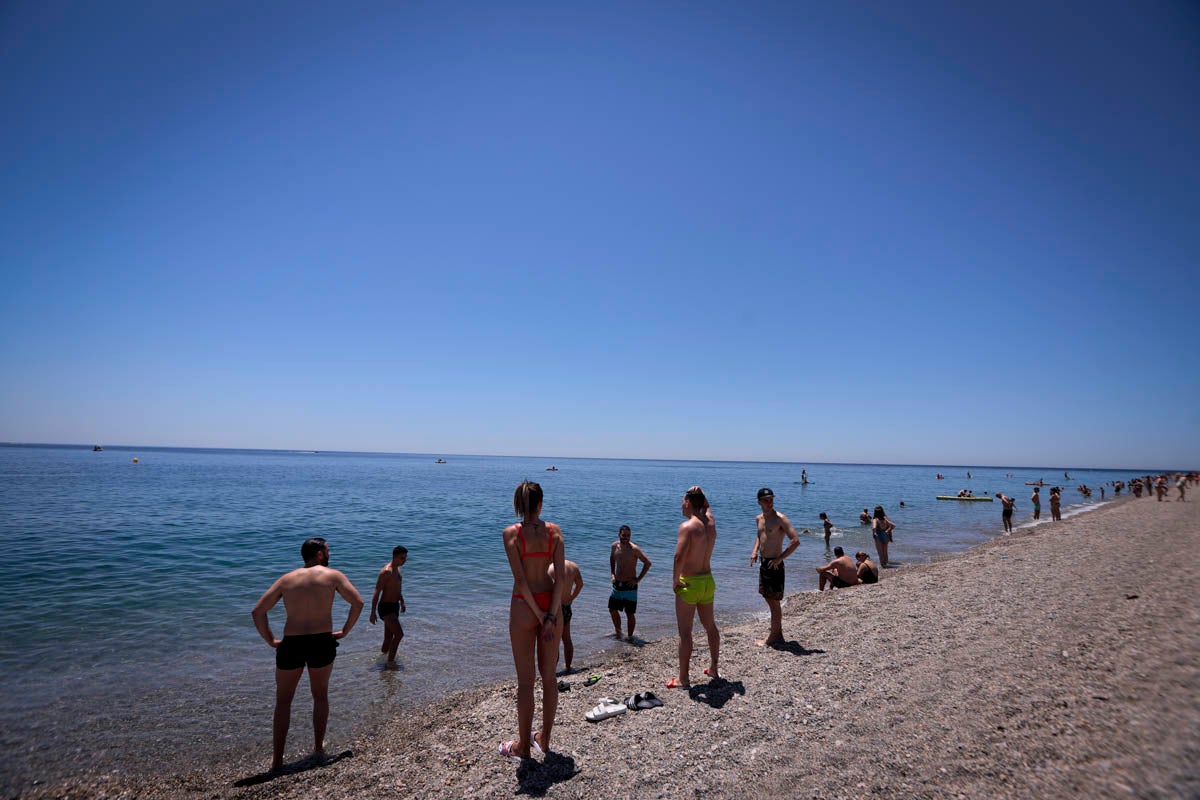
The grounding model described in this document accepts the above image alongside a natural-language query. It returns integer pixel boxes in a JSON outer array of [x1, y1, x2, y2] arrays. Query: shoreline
[[20, 491, 1199, 799]]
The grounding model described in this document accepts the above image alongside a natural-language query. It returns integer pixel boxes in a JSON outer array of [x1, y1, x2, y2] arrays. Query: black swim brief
[[561, 603, 573, 625], [276, 632, 338, 671], [830, 575, 852, 589], [758, 559, 785, 599], [378, 600, 400, 617], [1002, 509, 1013, 519]]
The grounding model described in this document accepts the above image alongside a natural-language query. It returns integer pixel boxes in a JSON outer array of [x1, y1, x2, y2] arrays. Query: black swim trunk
[[378, 600, 400, 617], [276, 633, 338, 670], [561, 603, 573, 625], [758, 559, 785, 599], [830, 575, 852, 589], [1002, 509, 1013, 519], [609, 580, 638, 614]]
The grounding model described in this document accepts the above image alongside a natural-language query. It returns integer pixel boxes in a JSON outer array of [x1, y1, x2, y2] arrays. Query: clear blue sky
[[2, 1, 1197, 468]]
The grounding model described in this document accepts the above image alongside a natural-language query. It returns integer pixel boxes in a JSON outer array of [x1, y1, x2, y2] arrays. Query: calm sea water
[[0, 444, 1140, 788]]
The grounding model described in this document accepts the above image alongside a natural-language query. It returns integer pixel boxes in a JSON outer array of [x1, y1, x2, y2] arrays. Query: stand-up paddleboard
[[936, 495, 993, 501]]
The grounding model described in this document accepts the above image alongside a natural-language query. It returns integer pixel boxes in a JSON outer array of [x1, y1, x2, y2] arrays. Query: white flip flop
[[585, 697, 627, 722]]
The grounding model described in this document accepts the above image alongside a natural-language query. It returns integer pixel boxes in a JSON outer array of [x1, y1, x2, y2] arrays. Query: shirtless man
[[859, 508, 871, 525], [1031, 487, 1041, 521], [251, 537, 364, 772], [369, 545, 407, 666], [816, 546, 860, 590], [996, 493, 1015, 533], [667, 486, 720, 689], [609, 525, 651, 640], [749, 487, 798, 647], [550, 558, 584, 671]]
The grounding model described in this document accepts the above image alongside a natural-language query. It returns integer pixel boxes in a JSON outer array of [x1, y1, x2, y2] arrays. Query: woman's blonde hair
[[513, 480, 543, 518]]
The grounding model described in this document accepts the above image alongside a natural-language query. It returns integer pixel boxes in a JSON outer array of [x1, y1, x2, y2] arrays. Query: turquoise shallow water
[[0, 444, 1141, 788]]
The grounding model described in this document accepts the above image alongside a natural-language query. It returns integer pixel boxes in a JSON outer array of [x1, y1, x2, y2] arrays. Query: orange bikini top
[[516, 522, 553, 559]]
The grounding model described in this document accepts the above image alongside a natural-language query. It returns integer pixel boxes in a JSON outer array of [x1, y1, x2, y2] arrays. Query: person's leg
[[756, 597, 782, 645], [818, 571, 829, 591], [272, 667, 304, 771], [609, 607, 622, 637], [672, 594, 696, 687], [561, 619, 573, 672], [307, 663, 333, 759], [627, 610, 637, 639], [507, 602, 538, 758], [697, 602, 720, 680], [878, 537, 889, 566], [383, 616, 403, 663], [534, 617, 562, 753]]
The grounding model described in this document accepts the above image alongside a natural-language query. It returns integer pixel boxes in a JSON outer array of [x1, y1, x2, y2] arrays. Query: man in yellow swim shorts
[[667, 486, 721, 689]]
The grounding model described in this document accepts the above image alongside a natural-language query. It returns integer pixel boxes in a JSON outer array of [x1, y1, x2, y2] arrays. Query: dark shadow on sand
[[233, 750, 352, 787], [515, 751, 579, 796], [767, 640, 825, 657], [688, 679, 746, 709]]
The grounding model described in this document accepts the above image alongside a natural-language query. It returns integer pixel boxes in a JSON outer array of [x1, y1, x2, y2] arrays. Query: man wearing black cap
[[749, 488, 799, 647]]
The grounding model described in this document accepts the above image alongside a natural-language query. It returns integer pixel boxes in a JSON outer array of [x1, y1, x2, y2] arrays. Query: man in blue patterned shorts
[[609, 525, 652, 640]]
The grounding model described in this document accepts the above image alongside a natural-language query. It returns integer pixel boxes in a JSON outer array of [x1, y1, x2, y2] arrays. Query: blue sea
[[0, 444, 1142, 789]]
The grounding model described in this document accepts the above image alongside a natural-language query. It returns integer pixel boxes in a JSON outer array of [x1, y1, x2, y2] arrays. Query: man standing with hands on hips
[[749, 488, 799, 647], [252, 537, 364, 773]]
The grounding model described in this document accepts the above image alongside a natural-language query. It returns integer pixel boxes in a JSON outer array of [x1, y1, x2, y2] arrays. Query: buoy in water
[[132, 457, 139, 463]]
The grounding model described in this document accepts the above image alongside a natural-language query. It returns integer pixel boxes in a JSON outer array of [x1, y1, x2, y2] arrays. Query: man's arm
[[609, 543, 618, 583], [774, 514, 800, 566], [673, 523, 688, 590], [398, 571, 405, 613], [569, 568, 584, 603], [333, 571, 364, 640], [634, 546, 652, 583], [815, 559, 835, 575], [369, 568, 386, 624], [251, 579, 284, 647], [749, 516, 761, 564]]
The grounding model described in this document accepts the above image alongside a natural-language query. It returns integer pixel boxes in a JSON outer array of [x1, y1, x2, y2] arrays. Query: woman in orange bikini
[[498, 480, 565, 761]]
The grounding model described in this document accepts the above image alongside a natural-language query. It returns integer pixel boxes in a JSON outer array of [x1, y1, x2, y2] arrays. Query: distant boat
[[936, 495, 993, 501], [545, 466, 558, 471], [435, 458, 446, 464], [93, 445, 103, 452]]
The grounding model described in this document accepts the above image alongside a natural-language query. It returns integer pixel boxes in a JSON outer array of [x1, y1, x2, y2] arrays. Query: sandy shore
[[21, 493, 1200, 799]]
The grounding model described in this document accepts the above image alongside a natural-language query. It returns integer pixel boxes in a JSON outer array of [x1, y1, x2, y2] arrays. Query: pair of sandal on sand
[[496, 734, 547, 763], [585, 691, 664, 722]]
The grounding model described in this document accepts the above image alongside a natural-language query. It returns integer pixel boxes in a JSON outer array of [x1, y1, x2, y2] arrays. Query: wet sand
[[20, 492, 1200, 799]]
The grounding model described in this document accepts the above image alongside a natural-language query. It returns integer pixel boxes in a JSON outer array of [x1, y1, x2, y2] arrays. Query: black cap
[[757, 487, 774, 500]]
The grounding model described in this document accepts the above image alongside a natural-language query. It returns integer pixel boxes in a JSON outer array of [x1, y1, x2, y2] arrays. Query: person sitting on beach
[[749, 487, 799, 647], [668, 486, 720, 689], [251, 537, 364, 772], [996, 493, 1015, 534], [369, 545, 407, 667], [499, 480, 564, 761], [816, 547, 860, 590], [859, 508, 871, 525], [871, 505, 895, 566], [550, 558, 583, 672], [609, 525, 651, 641], [855, 551, 879, 584]]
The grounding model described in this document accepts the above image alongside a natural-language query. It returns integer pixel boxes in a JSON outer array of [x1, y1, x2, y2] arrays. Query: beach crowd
[[249, 470, 1196, 775]]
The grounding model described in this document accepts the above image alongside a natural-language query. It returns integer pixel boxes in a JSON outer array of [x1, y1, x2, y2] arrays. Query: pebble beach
[[20, 491, 1199, 800]]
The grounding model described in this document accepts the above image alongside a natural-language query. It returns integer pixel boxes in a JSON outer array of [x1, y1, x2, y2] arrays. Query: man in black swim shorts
[[252, 537, 364, 772], [750, 488, 799, 647], [996, 493, 1015, 534]]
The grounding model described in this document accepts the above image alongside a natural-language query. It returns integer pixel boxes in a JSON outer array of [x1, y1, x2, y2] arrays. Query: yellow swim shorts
[[674, 573, 716, 606]]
